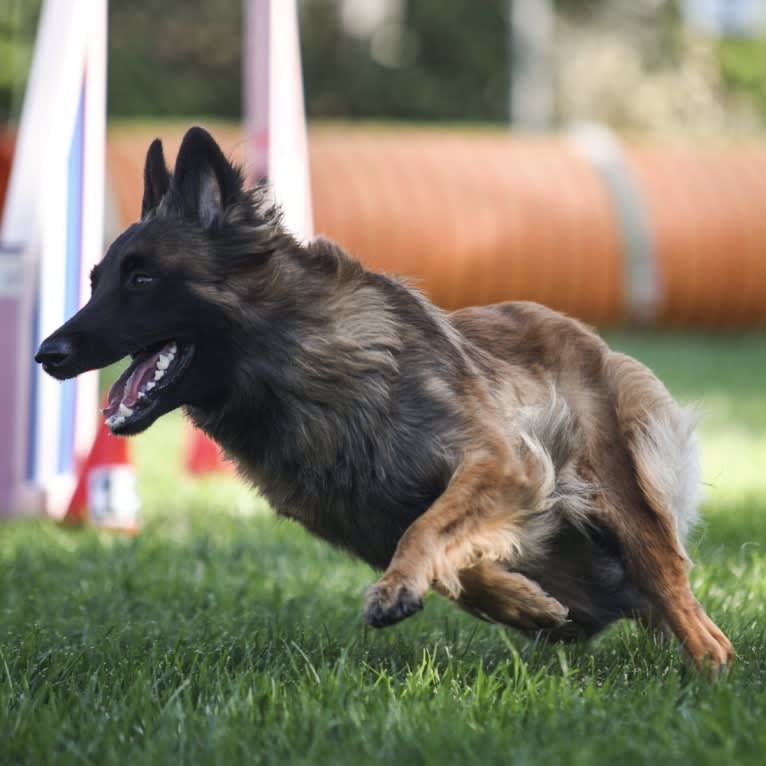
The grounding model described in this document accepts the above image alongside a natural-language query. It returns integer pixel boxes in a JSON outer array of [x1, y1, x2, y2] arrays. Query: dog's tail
[[603, 352, 702, 554]]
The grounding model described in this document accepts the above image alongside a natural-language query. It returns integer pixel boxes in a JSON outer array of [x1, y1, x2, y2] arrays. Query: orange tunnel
[[625, 145, 766, 326], [106, 125, 766, 327]]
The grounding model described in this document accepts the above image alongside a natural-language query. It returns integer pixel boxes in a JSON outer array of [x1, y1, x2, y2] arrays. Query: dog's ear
[[142, 139, 170, 218], [173, 126, 242, 229]]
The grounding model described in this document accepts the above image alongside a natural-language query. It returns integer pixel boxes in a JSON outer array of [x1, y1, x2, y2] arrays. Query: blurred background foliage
[[107, 0, 512, 122], [0, 0, 42, 124], [720, 36, 766, 122], [3, 0, 766, 135], [298, 0, 509, 121]]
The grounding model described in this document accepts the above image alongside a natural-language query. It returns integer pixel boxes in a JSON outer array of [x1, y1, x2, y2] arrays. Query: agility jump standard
[[0, 0, 105, 516]]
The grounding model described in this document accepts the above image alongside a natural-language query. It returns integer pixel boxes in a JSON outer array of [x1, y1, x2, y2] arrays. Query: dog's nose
[[35, 336, 74, 369]]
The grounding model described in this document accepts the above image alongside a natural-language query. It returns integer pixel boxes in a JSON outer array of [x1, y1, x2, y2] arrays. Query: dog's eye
[[129, 272, 154, 288]]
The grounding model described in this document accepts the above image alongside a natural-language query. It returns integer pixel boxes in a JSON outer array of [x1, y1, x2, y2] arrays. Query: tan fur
[[604, 352, 702, 550], [453, 562, 569, 630], [366, 302, 733, 669]]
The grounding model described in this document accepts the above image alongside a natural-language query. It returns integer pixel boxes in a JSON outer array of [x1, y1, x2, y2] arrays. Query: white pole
[[243, 0, 313, 241], [244, 0, 270, 183], [75, 0, 107, 466], [510, 0, 555, 130]]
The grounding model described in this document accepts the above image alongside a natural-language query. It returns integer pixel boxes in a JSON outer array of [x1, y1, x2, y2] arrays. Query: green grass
[[2, 332, 766, 765]]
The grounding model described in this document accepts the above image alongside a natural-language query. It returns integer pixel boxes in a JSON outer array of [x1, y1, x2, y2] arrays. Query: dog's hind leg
[[364, 438, 562, 629], [604, 353, 734, 669], [613, 511, 733, 670], [451, 561, 569, 631]]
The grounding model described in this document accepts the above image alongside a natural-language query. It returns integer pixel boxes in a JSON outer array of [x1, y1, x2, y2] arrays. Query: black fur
[[36, 127, 651, 640], [142, 139, 170, 218]]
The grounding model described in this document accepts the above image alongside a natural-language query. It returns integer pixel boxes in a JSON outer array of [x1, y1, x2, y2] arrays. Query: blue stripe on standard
[[57, 80, 85, 474], [25, 294, 39, 482]]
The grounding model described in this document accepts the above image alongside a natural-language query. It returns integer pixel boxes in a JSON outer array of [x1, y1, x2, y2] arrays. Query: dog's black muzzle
[[35, 299, 126, 381], [35, 335, 77, 378]]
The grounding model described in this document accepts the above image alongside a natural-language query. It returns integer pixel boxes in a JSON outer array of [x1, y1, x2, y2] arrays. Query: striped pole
[[243, 0, 313, 241], [0, 0, 105, 516]]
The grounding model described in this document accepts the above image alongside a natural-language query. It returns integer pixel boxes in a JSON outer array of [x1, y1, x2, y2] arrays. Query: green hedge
[[719, 35, 766, 121], [0, 0, 754, 125], [108, 0, 510, 121]]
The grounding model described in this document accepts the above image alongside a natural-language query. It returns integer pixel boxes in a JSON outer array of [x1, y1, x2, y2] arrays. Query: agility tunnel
[[107, 125, 766, 328]]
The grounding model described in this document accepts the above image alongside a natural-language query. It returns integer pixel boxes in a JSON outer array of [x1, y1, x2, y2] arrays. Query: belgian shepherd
[[36, 127, 733, 669]]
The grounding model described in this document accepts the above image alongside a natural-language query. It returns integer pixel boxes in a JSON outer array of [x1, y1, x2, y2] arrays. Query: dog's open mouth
[[103, 340, 194, 434]]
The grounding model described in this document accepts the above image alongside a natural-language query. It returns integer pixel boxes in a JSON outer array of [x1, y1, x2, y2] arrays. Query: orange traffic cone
[[184, 426, 235, 476], [64, 420, 140, 533]]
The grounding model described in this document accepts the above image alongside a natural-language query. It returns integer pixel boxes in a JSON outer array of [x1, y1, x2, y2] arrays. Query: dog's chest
[[238, 434, 451, 570], [192, 374, 460, 568]]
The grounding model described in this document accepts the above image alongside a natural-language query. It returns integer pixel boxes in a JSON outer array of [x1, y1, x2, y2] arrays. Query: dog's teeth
[[157, 355, 170, 370], [118, 403, 133, 417], [146, 381, 156, 391], [153, 368, 164, 381], [106, 414, 125, 428]]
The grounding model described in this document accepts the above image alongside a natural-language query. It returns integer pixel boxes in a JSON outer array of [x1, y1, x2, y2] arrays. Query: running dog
[[36, 127, 733, 669]]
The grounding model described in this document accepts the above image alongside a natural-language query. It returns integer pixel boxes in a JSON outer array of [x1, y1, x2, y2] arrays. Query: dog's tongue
[[102, 348, 165, 418]]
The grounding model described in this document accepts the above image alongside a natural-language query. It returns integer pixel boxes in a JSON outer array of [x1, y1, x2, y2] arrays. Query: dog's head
[[36, 127, 274, 435]]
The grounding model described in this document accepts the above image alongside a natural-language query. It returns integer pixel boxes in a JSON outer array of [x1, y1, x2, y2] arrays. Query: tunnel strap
[[571, 123, 661, 325]]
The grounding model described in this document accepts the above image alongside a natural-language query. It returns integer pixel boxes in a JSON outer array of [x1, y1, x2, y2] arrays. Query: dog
[[36, 127, 733, 668]]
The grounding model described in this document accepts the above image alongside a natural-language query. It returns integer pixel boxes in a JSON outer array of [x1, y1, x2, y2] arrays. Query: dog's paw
[[499, 592, 570, 632], [364, 578, 423, 628], [687, 607, 736, 676], [520, 595, 570, 631], [479, 572, 569, 632]]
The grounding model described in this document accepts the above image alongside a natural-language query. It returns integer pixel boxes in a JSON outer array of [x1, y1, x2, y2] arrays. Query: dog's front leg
[[364, 441, 563, 628]]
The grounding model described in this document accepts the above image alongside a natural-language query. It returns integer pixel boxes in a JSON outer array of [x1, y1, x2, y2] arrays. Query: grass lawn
[[1, 331, 765, 765]]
